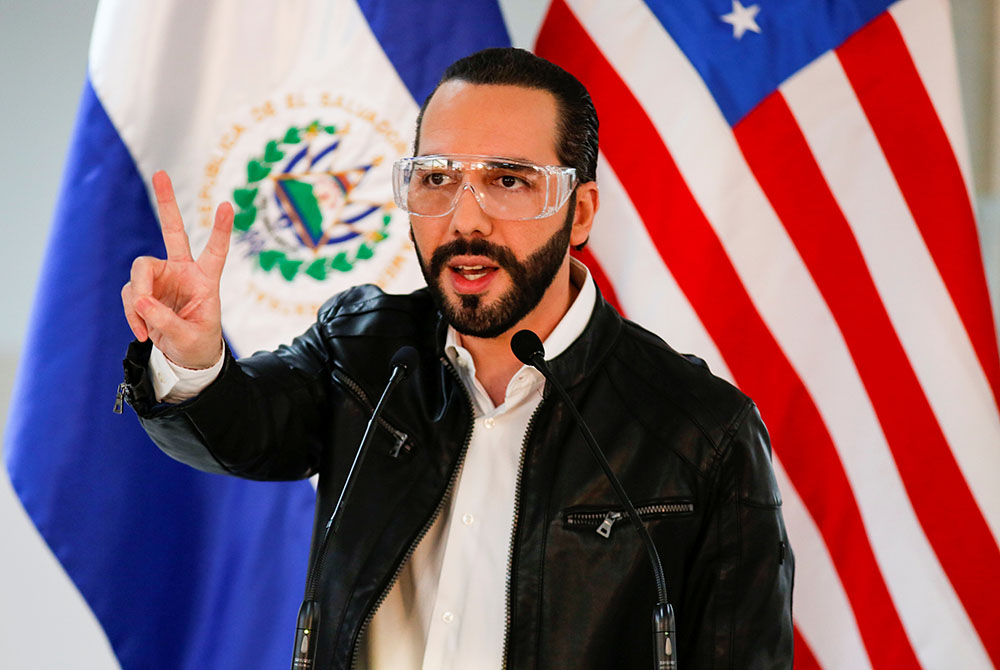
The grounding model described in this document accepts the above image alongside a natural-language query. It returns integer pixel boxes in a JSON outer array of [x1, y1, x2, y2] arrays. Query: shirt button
[[462, 513, 475, 526], [442, 611, 455, 623], [484, 417, 496, 429]]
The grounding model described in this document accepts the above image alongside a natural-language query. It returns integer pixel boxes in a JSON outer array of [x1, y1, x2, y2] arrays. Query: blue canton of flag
[[646, 0, 896, 124]]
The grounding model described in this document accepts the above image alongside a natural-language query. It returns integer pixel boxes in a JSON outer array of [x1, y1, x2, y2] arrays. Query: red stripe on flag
[[735, 90, 1000, 664], [837, 12, 1000, 410], [571, 246, 625, 315], [536, 2, 919, 666], [793, 627, 822, 670]]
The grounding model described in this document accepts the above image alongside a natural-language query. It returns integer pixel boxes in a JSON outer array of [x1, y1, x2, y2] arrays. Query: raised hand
[[121, 171, 234, 369]]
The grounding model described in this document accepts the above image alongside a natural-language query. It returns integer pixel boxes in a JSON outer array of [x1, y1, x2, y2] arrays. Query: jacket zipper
[[113, 382, 130, 414], [347, 358, 475, 670], [332, 368, 412, 457], [565, 502, 696, 539], [500, 397, 545, 669]]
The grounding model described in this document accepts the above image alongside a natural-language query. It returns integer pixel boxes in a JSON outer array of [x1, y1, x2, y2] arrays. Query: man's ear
[[570, 181, 599, 250]]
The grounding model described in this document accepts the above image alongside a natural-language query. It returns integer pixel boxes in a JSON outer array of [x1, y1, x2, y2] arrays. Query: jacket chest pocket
[[563, 500, 695, 539], [331, 367, 412, 458]]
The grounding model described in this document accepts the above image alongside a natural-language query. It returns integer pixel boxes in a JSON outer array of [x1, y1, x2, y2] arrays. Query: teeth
[[453, 265, 490, 281]]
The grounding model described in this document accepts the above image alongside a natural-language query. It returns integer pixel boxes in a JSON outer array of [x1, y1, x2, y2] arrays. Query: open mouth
[[448, 260, 500, 293]]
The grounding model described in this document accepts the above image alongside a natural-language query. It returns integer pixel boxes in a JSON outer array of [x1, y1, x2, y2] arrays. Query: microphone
[[389, 345, 420, 382], [291, 346, 419, 669], [511, 330, 678, 670], [510, 329, 545, 368]]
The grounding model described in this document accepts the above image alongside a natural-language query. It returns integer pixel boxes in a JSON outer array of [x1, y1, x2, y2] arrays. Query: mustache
[[428, 238, 520, 277]]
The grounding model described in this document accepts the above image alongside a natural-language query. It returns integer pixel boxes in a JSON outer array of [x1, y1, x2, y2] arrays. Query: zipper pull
[[596, 511, 623, 538], [113, 382, 127, 414], [389, 433, 408, 458]]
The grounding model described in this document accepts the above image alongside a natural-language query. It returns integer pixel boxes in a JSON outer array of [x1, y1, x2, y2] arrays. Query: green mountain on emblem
[[275, 175, 350, 249], [281, 180, 325, 240]]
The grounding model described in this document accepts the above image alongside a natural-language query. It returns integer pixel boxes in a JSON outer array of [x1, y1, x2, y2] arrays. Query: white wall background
[[1, 1, 997, 667]]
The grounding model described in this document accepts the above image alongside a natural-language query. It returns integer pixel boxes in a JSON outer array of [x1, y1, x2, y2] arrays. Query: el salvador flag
[[3, 2, 508, 668]]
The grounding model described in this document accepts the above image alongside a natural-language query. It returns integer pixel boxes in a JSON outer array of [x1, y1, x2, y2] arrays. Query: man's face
[[410, 81, 590, 339]]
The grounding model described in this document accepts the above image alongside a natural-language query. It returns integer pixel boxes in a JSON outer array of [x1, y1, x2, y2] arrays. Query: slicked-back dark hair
[[413, 47, 599, 183]]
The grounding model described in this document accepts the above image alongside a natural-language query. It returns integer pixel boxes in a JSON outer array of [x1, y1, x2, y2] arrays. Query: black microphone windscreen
[[390, 345, 420, 380], [511, 330, 545, 366]]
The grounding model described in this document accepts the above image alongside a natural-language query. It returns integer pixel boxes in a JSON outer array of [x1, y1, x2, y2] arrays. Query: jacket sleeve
[[682, 400, 795, 669], [123, 314, 336, 481]]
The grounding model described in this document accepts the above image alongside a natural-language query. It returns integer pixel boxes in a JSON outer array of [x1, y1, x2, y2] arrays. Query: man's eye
[[498, 175, 526, 189], [421, 172, 452, 187]]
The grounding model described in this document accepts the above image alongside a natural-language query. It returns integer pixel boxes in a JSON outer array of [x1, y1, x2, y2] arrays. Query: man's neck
[[458, 262, 580, 406]]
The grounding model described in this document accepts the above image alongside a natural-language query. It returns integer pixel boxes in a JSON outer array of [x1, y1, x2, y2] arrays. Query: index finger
[[152, 170, 193, 261]]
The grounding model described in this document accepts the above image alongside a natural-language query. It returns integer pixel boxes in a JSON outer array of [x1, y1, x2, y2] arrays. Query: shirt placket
[[421, 353, 542, 669]]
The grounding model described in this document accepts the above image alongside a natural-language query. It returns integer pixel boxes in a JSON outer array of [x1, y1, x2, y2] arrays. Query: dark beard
[[413, 210, 574, 339]]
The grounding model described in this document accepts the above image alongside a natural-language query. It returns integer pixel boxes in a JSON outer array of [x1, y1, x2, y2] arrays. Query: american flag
[[538, 0, 999, 666]]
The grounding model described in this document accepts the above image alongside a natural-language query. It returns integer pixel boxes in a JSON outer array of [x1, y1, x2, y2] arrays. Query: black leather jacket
[[124, 284, 794, 669]]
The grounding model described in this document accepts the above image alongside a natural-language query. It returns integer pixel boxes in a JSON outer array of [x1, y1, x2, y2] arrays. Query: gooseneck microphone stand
[[510, 330, 678, 670], [290, 346, 420, 669]]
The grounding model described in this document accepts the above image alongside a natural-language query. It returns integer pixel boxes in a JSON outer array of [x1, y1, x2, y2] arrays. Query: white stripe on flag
[[591, 157, 733, 382], [90, 0, 419, 189], [890, 0, 976, 204], [782, 51, 994, 669], [772, 457, 872, 670]]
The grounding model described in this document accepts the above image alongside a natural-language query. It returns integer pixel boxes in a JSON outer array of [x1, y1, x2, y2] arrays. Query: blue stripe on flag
[[356, 0, 511, 105], [4, 77, 315, 670], [642, 0, 895, 125]]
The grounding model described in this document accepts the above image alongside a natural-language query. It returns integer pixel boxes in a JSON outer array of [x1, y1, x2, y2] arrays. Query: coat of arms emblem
[[232, 120, 393, 282]]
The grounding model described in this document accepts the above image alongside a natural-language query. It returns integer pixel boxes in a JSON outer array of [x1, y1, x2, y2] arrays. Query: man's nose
[[449, 182, 493, 237]]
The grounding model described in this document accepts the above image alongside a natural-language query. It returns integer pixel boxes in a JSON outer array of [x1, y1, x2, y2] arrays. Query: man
[[121, 48, 794, 668]]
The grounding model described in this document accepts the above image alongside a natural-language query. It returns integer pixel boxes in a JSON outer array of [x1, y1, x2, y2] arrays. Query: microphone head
[[390, 345, 420, 380], [510, 330, 545, 367]]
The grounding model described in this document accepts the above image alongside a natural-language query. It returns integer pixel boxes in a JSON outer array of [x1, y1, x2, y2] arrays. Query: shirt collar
[[539, 256, 595, 361]]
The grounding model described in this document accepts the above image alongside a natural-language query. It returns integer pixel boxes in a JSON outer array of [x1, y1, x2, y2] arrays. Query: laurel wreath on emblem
[[231, 120, 392, 282]]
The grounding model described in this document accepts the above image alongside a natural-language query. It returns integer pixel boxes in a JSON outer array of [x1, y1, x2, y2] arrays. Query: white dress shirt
[[149, 259, 596, 669]]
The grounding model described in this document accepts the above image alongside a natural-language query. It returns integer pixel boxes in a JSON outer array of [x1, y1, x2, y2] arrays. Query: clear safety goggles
[[392, 154, 578, 220]]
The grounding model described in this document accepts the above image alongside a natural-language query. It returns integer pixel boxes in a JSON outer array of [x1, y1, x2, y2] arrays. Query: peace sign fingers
[[152, 170, 193, 261], [121, 171, 229, 369]]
